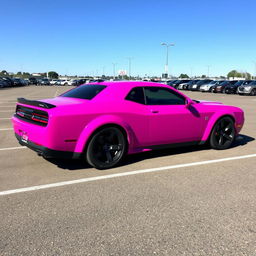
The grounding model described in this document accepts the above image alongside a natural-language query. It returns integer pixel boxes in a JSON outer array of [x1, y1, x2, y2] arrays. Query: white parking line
[[0, 110, 14, 112], [0, 153, 256, 196], [54, 88, 59, 97], [0, 146, 26, 151], [0, 128, 13, 131], [0, 118, 11, 120]]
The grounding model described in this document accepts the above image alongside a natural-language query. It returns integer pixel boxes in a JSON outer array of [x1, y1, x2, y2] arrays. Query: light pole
[[112, 63, 117, 80], [206, 65, 211, 78], [253, 61, 256, 79], [161, 42, 175, 78], [127, 57, 133, 80]]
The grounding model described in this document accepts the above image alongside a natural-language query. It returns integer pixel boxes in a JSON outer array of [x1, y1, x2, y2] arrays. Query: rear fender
[[74, 115, 134, 153], [201, 112, 236, 142]]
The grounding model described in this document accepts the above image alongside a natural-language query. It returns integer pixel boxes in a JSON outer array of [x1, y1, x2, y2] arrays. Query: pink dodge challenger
[[12, 81, 244, 169]]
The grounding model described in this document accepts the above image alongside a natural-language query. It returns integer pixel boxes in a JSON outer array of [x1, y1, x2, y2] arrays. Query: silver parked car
[[237, 81, 256, 95], [200, 80, 224, 92]]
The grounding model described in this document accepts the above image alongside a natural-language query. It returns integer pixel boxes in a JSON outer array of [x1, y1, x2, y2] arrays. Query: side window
[[125, 87, 145, 104], [145, 87, 185, 105]]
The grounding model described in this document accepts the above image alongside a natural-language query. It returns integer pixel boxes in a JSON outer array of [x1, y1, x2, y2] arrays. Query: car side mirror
[[185, 99, 194, 108]]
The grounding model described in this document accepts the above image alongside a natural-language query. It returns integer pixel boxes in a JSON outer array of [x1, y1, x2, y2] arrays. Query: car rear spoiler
[[17, 98, 56, 109]]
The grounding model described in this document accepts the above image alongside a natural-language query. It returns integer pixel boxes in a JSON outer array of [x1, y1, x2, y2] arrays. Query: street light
[[206, 65, 211, 78], [112, 63, 117, 80], [161, 42, 175, 78], [127, 57, 133, 80], [253, 61, 256, 79]]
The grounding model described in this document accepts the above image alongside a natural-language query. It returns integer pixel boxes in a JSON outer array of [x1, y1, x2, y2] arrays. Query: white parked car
[[50, 79, 58, 85]]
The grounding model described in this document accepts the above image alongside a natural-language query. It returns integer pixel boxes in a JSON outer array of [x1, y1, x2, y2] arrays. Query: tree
[[227, 70, 251, 79], [0, 70, 8, 76], [201, 75, 206, 78], [48, 71, 59, 79], [179, 73, 189, 78]]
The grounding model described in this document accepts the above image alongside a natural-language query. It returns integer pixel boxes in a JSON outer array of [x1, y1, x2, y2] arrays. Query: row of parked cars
[[166, 79, 256, 96], [0, 77, 29, 88], [0, 77, 98, 88], [32, 78, 104, 86]]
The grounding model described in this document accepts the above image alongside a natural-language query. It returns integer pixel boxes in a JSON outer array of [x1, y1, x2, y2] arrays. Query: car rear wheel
[[209, 117, 235, 150], [86, 127, 127, 169]]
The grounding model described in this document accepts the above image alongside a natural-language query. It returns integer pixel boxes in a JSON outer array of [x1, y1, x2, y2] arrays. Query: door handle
[[151, 110, 159, 113]]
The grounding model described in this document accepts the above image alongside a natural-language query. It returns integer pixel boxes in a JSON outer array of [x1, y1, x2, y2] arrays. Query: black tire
[[86, 126, 127, 169], [209, 117, 235, 150], [250, 89, 256, 96]]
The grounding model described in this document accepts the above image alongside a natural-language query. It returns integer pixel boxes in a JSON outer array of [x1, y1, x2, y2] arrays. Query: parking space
[[0, 86, 256, 255]]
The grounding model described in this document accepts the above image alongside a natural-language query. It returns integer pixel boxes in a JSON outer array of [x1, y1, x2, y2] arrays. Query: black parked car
[[166, 80, 178, 87], [76, 79, 87, 86], [12, 78, 27, 87], [1, 77, 14, 87], [29, 77, 38, 85], [213, 80, 238, 93], [0, 78, 9, 88], [224, 80, 252, 94], [189, 79, 213, 91], [38, 78, 50, 86]]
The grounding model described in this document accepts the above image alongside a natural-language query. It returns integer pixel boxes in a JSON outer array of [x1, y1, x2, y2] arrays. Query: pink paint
[[12, 81, 244, 156]]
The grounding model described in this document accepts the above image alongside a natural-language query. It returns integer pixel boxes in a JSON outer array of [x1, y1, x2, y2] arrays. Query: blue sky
[[1, 0, 256, 77]]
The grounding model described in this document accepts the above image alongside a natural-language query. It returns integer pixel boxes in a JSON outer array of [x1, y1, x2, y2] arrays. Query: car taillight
[[16, 105, 49, 126], [31, 113, 48, 124]]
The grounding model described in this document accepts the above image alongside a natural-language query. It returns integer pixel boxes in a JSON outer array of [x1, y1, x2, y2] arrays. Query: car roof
[[82, 81, 189, 101], [89, 81, 171, 89]]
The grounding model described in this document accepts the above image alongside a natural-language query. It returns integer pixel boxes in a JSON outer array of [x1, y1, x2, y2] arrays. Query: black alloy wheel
[[86, 127, 127, 169], [250, 89, 256, 96], [210, 117, 235, 150]]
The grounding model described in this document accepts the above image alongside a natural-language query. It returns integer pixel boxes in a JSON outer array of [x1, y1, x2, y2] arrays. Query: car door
[[144, 86, 203, 146]]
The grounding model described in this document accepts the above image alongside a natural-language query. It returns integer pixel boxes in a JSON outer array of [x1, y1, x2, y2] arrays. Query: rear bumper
[[15, 133, 82, 159]]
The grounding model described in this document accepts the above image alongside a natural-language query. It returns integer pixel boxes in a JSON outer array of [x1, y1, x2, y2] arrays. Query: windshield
[[60, 84, 106, 100], [219, 81, 229, 86], [197, 80, 211, 86], [233, 81, 243, 87], [248, 81, 256, 86]]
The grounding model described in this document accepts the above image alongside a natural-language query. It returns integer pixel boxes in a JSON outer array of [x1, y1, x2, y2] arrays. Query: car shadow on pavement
[[46, 134, 254, 171]]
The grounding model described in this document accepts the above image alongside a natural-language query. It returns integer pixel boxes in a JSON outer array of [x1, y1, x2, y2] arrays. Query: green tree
[[22, 72, 31, 79], [227, 70, 251, 79], [0, 70, 8, 76], [179, 73, 189, 78], [201, 75, 206, 78], [48, 71, 59, 79]]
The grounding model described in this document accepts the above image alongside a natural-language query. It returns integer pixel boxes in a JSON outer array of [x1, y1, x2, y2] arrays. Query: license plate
[[21, 132, 28, 143]]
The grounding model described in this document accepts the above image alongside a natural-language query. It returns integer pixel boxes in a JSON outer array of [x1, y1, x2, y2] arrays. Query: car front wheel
[[86, 126, 127, 169], [250, 89, 256, 96], [209, 117, 235, 150]]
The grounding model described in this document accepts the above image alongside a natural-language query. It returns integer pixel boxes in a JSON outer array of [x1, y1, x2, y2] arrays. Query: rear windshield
[[60, 84, 106, 100]]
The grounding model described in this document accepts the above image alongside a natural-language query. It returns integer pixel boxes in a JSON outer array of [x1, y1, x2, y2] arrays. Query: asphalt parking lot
[[0, 86, 256, 255]]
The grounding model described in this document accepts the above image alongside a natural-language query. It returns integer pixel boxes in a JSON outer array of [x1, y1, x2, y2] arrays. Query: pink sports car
[[12, 81, 244, 169]]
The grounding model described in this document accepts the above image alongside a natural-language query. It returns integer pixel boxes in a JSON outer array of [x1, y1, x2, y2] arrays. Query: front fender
[[201, 111, 236, 142], [74, 115, 135, 154]]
